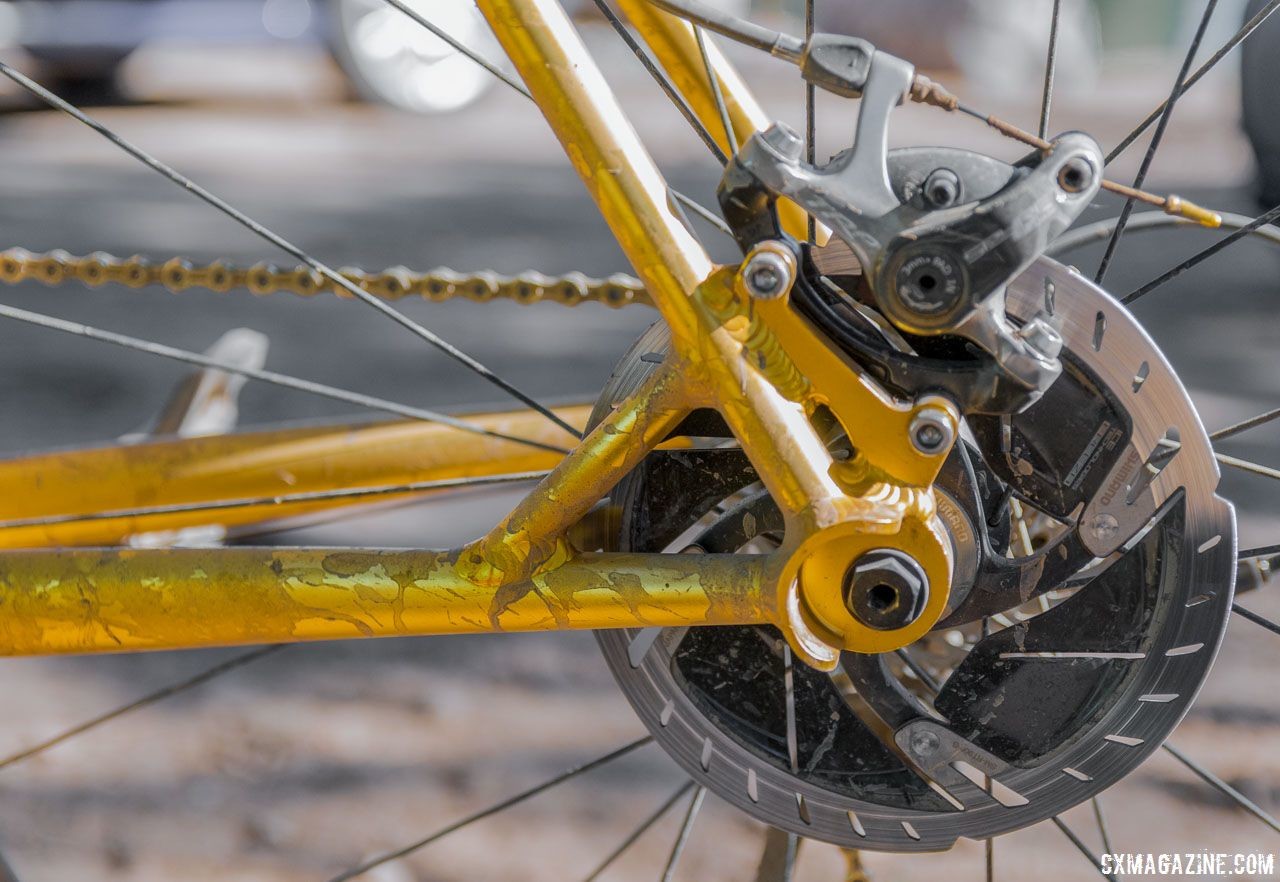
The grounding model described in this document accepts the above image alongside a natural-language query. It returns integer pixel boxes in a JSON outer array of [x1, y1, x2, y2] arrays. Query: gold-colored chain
[[0, 247, 651, 309]]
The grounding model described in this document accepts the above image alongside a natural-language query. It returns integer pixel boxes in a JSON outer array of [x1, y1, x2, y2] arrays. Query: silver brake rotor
[[593, 258, 1235, 851]]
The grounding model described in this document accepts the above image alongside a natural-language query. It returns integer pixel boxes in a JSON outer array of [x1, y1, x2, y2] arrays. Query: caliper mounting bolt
[[844, 549, 931, 631], [909, 406, 955, 455], [738, 241, 797, 301], [1016, 312, 1065, 361], [759, 122, 804, 161]]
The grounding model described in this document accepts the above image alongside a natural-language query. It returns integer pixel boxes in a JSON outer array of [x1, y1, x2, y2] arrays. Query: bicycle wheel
[[0, 0, 1278, 880]]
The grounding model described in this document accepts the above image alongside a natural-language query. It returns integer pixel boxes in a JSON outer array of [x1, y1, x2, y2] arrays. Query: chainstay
[[0, 247, 650, 308]]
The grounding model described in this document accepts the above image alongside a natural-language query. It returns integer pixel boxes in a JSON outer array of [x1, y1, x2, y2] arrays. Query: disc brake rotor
[[593, 258, 1235, 851]]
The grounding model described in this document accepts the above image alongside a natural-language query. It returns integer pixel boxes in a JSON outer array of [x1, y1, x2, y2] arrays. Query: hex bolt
[[843, 549, 930, 631], [739, 244, 795, 301], [760, 123, 805, 161], [1057, 155, 1096, 193], [909, 407, 955, 456], [1017, 312, 1064, 361], [922, 168, 961, 208]]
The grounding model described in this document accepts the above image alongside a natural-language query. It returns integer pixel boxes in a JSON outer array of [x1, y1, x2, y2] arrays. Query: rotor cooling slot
[[934, 496, 1181, 766]]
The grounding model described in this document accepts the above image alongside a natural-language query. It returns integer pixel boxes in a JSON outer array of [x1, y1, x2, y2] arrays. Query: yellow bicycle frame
[[0, 0, 957, 669]]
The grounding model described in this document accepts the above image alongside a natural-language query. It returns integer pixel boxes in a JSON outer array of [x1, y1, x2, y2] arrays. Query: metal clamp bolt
[[909, 406, 955, 456], [843, 548, 930, 631], [1017, 312, 1064, 361], [738, 242, 796, 301]]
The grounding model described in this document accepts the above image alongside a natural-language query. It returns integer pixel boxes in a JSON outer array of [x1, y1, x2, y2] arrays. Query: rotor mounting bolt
[[909, 407, 955, 456], [1057, 155, 1096, 194], [843, 549, 930, 631], [1088, 512, 1120, 543], [908, 729, 941, 758], [922, 168, 961, 208], [739, 243, 796, 301]]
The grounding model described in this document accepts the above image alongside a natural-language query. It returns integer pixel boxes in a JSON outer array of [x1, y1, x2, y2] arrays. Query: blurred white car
[[329, 0, 505, 112], [0, 0, 506, 111]]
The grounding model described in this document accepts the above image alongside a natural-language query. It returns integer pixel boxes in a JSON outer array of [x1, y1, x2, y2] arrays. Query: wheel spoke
[[804, 0, 816, 243], [1093, 0, 1219, 286], [1039, 0, 1064, 140], [591, 0, 729, 165], [1122, 201, 1280, 305], [1233, 602, 1280, 637], [0, 645, 285, 772], [0, 302, 570, 454], [672, 188, 733, 235], [1242, 544, 1280, 560], [658, 785, 706, 882], [1051, 816, 1116, 881], [1092, 797, 1115, 857], [895, 648, 942, 693], [0, 471, 549, 531], [1216, 452, 1280, 482], [328, 736, 656, 882], [694, 27, 736, 151], [1107, 0, 1280, 163], [784, 643, 800, 773], [1211, 406, 1280, 442], [1049, 210, 1280, 257], [645, 0, 805, 62], [0, 62, 581, 440], [580, 781, 695, 882], [753, 827, 801, 882], [1162, 743, 1280, 835]]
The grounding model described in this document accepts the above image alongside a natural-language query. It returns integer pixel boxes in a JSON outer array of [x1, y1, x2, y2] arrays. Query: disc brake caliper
[[718, 45, 1103, 412]]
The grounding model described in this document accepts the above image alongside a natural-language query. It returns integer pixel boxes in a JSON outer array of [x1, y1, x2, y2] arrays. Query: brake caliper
[[717, 40, 1102, 415]]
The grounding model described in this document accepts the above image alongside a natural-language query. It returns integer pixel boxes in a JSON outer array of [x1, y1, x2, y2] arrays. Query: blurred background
[[0, 0, 1278, 879]]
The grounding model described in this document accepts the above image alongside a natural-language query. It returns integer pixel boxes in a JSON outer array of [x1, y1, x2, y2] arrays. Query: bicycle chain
[[0, 247, 650, 309]]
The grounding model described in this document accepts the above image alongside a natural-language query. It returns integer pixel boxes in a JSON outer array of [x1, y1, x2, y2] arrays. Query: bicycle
[[0, 0, 1278, 878]]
